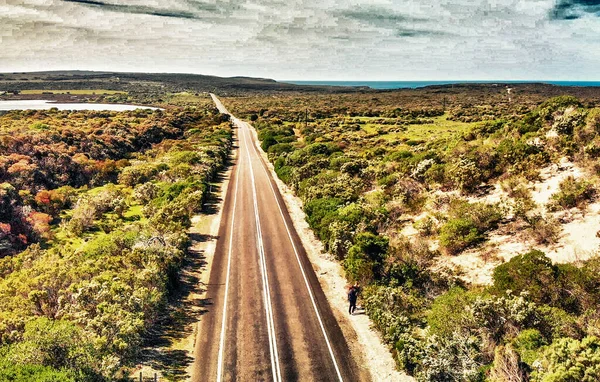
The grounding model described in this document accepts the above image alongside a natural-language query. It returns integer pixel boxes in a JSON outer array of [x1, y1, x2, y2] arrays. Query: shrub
[[414, 215, 438, 237], [470, 293, 539, 345], [362, 286, 420, 344], [446, 158, 483, 193], [531, 336, 600, 382], [439, 218, 482, 255], [267, 143, 294, 156], [2, 318, 98, 378], [396, 333, 425, 374], [512, 328, 547, 365], [415, 332, 485, 382], [438, 201, 505, 254], [492, 250, 557, 305], [548, 176, 595, 211], [0, 361, 78, 382], [427, 287, 474, 337], [527, 215, 561, 245], [344, 233, 389, 283]]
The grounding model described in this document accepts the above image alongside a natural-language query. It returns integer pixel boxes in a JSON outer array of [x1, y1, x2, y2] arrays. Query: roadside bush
[[2, 318, 99, 379], [303, 197, 341, 243], [0, 361, 79, 382], [362, 286, 421, 344], [427, 287, 474, 337], [343, 232, 388, 283]]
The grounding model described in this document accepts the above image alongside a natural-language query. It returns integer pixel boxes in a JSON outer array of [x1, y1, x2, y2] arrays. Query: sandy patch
[[246, 123, 413, 382], [436, 160, 599, 285], [531, 158, 583, 207]]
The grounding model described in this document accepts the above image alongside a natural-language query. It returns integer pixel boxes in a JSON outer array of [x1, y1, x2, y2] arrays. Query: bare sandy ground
[[435, 159, 599, 285], [247, 125, 413, 382]]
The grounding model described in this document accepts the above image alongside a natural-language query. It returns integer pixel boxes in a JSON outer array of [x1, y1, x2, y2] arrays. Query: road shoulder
[[245, 124, 413, 382]]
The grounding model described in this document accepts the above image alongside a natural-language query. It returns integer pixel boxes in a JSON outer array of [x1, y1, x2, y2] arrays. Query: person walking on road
[[348, 284, 358, 315]]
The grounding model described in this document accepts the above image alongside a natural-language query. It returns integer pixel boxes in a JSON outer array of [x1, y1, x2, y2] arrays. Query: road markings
[[211, 93, 341, 381], [242, 125, 282, 382], [246, 120, 345, 382], [213, 95, 282, 381], [216, 128, 241, 382]]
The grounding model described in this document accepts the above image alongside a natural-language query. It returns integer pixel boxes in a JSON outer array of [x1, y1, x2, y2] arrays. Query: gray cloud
[[1, 0, 600, 80], [335, 7, 448, 39], [551, 0, 600, 20], [339, 7, 427, 26], [61, 0, 200, 19]]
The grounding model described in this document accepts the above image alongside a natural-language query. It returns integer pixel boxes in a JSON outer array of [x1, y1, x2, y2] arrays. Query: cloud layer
[[0, 0, 599, 80], [551, 0, 600, 20]]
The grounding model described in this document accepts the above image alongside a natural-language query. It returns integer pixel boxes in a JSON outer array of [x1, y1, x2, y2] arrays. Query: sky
[[1, 0, 600, 80]]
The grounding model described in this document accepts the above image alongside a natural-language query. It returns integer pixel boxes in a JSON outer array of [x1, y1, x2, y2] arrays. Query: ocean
[[285, 80, 600, 90]]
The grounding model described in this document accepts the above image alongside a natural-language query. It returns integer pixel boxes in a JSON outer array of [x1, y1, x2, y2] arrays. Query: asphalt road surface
[[190, 95, 363, 382]]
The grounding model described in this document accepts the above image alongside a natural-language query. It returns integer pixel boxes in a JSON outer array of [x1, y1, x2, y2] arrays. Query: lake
[[0, 100, 159, 111]]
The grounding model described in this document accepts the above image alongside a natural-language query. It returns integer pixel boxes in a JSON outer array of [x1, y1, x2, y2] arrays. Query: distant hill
[[0, 70, 360, 95]]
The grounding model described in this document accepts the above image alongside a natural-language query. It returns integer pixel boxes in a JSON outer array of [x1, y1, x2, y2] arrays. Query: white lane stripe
[[245, 120, 345, 382], [216, 126, 242, 382], [242, 124, 282, 382]]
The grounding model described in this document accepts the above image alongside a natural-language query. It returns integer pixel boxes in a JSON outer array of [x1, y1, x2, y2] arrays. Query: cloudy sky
[[1, 0, 599, 80]]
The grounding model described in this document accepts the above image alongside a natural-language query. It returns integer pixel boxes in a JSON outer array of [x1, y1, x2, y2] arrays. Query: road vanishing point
[[190, 95, 363, 381]]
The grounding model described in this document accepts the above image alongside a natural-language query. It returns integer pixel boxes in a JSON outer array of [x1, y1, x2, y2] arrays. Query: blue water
[[285, 80, 600, 90]]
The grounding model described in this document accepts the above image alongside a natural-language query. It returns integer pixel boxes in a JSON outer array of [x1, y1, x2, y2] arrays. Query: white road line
[[245, 120, 345, 382], [211, 94, 340, 381], [242, 124, 282, 382], [216, 131, 242, 382]]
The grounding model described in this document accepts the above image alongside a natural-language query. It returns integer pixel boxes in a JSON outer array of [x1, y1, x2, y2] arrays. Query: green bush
[[439, 218, 481, 255], [1, 318, 99, 379], [492, 250, 557, 304], [344, 233, 389, 283], [531, 336, 600, 382], [427, 287, 474, 337], [0, 361, 78, 382], [512, 328, 547, 365], [303, 197, 341, 243]]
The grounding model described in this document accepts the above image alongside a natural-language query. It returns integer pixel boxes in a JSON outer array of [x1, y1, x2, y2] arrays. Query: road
[[190, 95, 363, 381]]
